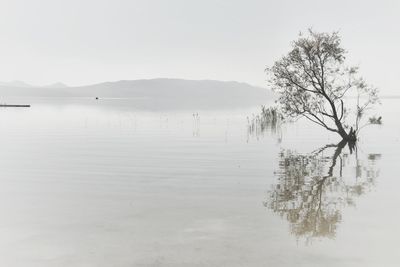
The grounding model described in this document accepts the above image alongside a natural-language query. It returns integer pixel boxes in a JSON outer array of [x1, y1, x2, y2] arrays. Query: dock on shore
[[0, 104, 31, 107]]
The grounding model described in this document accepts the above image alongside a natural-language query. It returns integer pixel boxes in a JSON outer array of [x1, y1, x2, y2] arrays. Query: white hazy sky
[[0, 0, 399, 93]]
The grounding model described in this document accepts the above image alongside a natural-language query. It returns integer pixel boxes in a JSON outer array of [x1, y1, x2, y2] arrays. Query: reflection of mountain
[[265, 141, 380, 243]]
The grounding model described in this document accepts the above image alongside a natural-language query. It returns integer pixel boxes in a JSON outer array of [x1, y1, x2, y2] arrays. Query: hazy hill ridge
[[0, 78, 272, 108]]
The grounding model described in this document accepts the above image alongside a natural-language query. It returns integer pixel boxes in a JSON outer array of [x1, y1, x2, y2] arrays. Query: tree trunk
[[323, 95, 357, 142], [334, 119, 357, 142]]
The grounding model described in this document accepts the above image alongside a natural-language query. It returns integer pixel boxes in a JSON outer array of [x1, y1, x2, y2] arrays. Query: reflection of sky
[[0, 98, 398, 266]]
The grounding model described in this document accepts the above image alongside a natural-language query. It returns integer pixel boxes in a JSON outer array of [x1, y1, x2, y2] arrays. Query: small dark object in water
[[0, 104, 30, 107], [369, 116, 382, 125], [95, 97, 99, 100]]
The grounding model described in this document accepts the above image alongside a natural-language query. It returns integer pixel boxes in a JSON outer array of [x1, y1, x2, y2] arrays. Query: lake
[[0, 97, 398, 266]]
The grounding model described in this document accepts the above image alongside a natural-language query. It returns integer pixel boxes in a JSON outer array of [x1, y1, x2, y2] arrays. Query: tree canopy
[[267, 30, 380, 141]]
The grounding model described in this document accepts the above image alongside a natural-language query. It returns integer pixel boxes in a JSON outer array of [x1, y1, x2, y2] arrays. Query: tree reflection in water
[[265, 140, 380, 243]]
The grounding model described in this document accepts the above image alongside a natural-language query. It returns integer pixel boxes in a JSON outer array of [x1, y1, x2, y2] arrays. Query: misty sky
[[0, 0, 399, 93]]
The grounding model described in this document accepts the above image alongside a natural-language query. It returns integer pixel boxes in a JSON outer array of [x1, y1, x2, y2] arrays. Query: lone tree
[[267, 30, 380, 142]]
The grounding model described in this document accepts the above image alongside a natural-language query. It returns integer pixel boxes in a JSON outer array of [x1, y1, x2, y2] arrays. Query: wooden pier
[[0, 104, 31, 107]]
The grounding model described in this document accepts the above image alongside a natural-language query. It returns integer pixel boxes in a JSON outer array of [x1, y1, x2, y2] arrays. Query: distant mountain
[[0, 80, 33, 88], [42, 82, 69, 88], [0, 78, 273, 109]]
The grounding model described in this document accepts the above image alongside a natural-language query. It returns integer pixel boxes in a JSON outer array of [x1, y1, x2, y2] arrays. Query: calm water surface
[[0, 98, 398, 266]]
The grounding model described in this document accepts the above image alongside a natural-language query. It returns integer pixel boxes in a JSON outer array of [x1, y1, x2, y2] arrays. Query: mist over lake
[[1, 0, 399, 265], [0, 95, 397, 266], [0, 79, 271, 110]]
